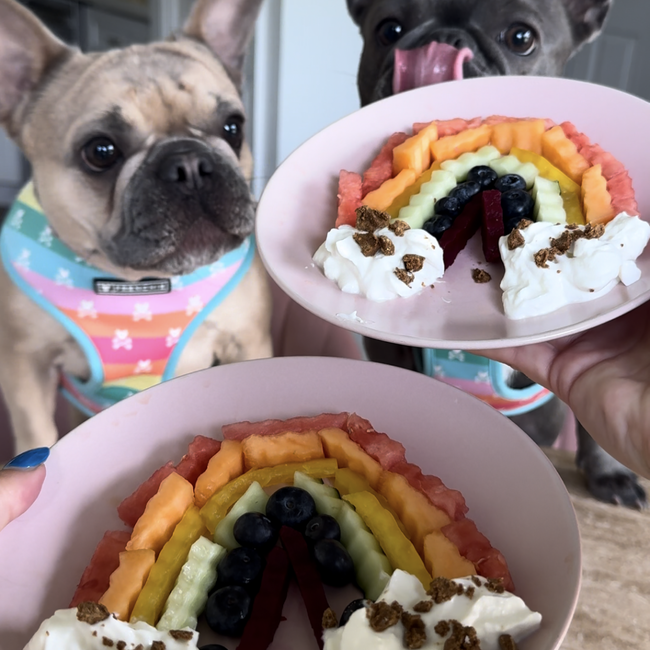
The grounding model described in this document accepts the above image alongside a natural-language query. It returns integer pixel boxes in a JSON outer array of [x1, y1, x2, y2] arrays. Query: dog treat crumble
[[116, 642, 126, 650], [379, 234, 396, 255], [427, 577, 465, 604], [322, 608, 338, 629], [472, 268, 491, 283], [367, 600, 403, 632], [402, 611, 427, 649], [356, 205, 390, 232], [441, 620, 481, 650], [169, 630, 194, 641], [535, 221, 607, 268], [413, 599, 434, 613], [353, 232, 380, 257], [499, 634, 518, 650], [76, 602, 110, 625], [485, 578, 506, 594], [395, 268, 415, 286], [403, 254, 425, 272], [435, 620, 451, 637], [151, 642, 166, 650], [102, 638, 113, 647], [507, 228, 525, 250], [389, 219, 411, 236]]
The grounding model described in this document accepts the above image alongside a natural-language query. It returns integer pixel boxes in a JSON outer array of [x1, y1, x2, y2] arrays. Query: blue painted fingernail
[[4, 447, 50, 470]]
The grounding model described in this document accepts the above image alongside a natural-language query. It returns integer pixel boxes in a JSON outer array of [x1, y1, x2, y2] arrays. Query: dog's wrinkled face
[[0, 0, 262, 279], [347, 0, 612, 106]]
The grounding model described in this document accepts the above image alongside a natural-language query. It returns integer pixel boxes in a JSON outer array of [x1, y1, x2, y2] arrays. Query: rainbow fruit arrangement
[[69, 412, 515, 649], [335, 115, 638, 267]]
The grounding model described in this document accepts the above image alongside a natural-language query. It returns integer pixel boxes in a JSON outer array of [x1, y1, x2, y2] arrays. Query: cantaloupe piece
[[385, 161, 442, 218], [581, 164, 615, 224], [99, 549, 156, 621], [318, 427, 383, 490], [430, 124, 492, 163], [194, 439, 244, 508], [377, 470, 451, 555], [541, 125, 590, 185], [362, 168, 418, 212], [490, 119, 545, 155], [126, 473, 194, 555], [392, 122, 439, 176], [241, 431, 323, 471], [422, 530, 475, 580]]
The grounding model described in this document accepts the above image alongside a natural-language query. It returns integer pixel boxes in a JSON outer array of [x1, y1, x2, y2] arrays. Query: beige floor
[[543, 448, 650, 650]]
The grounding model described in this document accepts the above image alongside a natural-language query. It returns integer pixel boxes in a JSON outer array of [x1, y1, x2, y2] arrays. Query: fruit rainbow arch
[[336, 115, 637, 233], [69, 412, 515, 645]]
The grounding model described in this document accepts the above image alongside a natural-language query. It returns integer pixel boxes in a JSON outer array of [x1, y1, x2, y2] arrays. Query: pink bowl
[[0, 357, 580, 649]]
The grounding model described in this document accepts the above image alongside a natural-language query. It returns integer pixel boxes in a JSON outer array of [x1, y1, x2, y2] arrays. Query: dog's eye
[[376, 19, 404, 47], [223, 116, 244, 154], [81, 137, 121, 172], [501, 23, 537, 56]]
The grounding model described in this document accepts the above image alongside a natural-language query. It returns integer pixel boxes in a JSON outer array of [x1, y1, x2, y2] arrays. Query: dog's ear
[[0, 0, 72, 138], [183, 0, 264, 88], [346, 0, 373, 26], [564, 0, 612, 45]]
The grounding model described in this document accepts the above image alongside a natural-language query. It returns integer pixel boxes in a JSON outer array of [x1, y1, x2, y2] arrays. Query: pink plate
[[0, 357, 580, 650], [256, 76, 650, 349]]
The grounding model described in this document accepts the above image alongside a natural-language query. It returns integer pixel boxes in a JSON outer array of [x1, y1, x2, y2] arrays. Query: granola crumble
[[402, 611, 427, 649], [101, 638, 114, 647], [395, 268, 415, 286], [413, 600, 434, 613], [471, 268, 491, 283], [403, 253, 425, 272], [170, 630, 194, 641], [507, 228, 525, 250], [389, 219, 411, 236], [367, 601, 402, 632], [378, 234, 395, 255], [427, 577, 464, 604], [151, 642, 166, 650], [353, 231, 380, 257], [322, 608, 338, 629], [76, 602, 110, 625], [499, 634, 518, 650], [356, 205, 390, 232], [485, 578, 506, 594]]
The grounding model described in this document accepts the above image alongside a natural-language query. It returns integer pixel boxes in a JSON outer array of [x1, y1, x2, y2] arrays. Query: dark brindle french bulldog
[[347, 0, 647, 508], [0, 0, 273, 455]]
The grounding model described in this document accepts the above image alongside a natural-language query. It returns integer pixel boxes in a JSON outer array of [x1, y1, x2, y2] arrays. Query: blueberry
[[501, 189, 534, 229], [466, 165, 498, 190], [312, 539, 355, 587], [339, 598, 371, 627], [304, 515, 341, 544], [205, 585, 252, 637], [265, 486, 317, 531], [449, 180, 481, 207], [434, 195, 462, 218], [423, 214, 454, 239], [494, 173, 526, 193], [233, 512, 278, 554], [216, 547, 265, 591]]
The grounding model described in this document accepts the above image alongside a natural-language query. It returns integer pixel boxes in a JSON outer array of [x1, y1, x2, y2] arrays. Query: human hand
[[472, 300, 650, 478], [0, 447, 48, 531]]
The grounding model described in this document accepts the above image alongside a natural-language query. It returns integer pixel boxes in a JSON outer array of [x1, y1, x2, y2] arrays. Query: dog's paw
[[584, 470, 648, 510]]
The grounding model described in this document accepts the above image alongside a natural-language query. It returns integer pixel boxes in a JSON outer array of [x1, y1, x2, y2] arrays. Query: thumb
[[0, 449, 48, 530]]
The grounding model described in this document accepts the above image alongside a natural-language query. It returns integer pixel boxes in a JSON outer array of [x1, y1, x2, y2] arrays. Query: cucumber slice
[[533, 176, 566, 223], [396, 169, 456, 229], [157, 536, 226, 631], [440, 145, 501, 181], [294, 471, 342, 518], [213, 481, 269, 550], [488, 156, 539, 189]]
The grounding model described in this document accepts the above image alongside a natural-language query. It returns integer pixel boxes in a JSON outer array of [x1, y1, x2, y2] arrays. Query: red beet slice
[[481, 189, 504, 263], [279, 526, 330, 649], [237, 546, 291, 650], [69, 530, 131, 606], [439, 195, 482, 268]]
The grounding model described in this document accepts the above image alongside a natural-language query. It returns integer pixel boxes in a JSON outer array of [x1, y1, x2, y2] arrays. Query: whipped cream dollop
[[499, 213, 650, 320], [23, 607, 199, 650], [313, 225, 444, 302], [323, 571, 541, 650]]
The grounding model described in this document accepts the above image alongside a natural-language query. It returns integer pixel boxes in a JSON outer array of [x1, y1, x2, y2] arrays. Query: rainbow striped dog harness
[[0, 183, 255, 415]]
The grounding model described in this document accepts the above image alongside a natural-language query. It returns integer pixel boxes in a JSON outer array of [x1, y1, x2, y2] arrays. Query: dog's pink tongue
[[393, 42, 474, 94]]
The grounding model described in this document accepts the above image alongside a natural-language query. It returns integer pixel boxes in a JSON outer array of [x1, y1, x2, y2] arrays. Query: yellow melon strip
[[241, 431, 324, 471], [194, 439, 243, 508], [581, 164, 615, 224], [126, 472, 194, 555], [392, 122, 439, 176], [99, 549, 155, 621], [430, 124, 492, 163], [362, 168, 418, 212]]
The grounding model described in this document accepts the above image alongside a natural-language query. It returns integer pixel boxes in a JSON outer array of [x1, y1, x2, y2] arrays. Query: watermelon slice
[[174, 435, 221, 485], [69, 530, 131, 606], [439, 194, 483, 268], [221, 413, 350, 441], [336, 170, 363, 228], [441, 518, 514, 592], [361, 132, 409, 196], [118, 462, 176, 528], [345, 412, 407, 469]]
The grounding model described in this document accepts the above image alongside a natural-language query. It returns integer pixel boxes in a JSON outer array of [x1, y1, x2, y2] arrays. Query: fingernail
[[3, 447, 50, 470]]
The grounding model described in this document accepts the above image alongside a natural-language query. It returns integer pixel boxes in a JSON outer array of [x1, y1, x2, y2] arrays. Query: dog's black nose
[[157, 149, 214, 193]]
